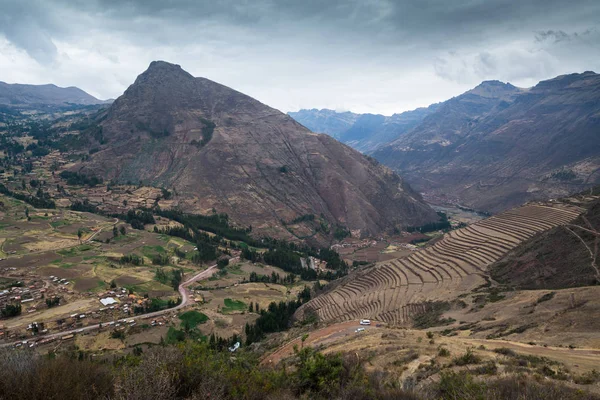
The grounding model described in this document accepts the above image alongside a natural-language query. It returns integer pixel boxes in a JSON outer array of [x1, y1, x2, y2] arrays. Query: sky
[[0, 0, 599, 115]]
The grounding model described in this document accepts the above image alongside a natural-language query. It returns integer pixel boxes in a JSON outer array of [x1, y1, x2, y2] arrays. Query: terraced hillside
[[298, 203, 584, 325]]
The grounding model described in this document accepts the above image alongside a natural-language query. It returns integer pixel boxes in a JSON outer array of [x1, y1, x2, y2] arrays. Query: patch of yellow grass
[[23, 238, 78, 252]]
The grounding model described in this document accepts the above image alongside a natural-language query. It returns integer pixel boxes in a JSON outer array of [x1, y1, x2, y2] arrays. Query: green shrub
[[453, 349, 481, 366]]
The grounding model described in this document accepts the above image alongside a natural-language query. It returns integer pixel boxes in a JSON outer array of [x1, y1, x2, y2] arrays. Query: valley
[[1, 63, 600, 399], [294, 73, 600, 214]]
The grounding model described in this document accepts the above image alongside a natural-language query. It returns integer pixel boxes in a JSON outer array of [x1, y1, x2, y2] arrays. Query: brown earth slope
[[491, 191, 600, 289], [373, 72, 600, 212], [75, 61, 437, 240]]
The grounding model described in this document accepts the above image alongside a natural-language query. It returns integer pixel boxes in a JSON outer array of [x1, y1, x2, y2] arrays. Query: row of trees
[[244, 286, 311, 345], [242, 246, 348, 281], [245, 271, 296, 285], [0, 183, 55, 209], [120, 254, 144, 265], [58, 171, 103, 187], [154, 268, 184, 291]]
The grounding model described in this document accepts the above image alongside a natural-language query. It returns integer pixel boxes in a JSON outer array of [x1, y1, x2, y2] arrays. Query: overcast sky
[[0, 0, 599, 115]]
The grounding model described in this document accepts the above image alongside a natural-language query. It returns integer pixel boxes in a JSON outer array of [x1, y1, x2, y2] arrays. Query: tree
[[119, 226, 126, 235], [1, 303, 21, 318], [248, 302, 254, 312], [301, 333, 309, 349], [77, 229, 83, 243], [46, 297, 60, 308], [112, 226, 119, 238], [217, 258, 229, 269], [110, 280, 117, 289]]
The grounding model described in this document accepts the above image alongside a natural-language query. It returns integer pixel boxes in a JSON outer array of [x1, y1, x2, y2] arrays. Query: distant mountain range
[[71, 61, 437, 242], [291, 72, 600, 213], [0, 81, 108, 111], [289, 104, 440, 153]]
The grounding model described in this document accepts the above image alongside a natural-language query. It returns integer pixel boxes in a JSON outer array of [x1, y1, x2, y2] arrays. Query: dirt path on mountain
[[261, 320, 380, 365], [462, 338, 600, 373], [262, 321, 600, 374]]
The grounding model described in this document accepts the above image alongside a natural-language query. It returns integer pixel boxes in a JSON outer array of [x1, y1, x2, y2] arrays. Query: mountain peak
[[133, 60, 195, 85], [147, 60, 183, 72], [467, 80, 520, 98], [81, 62, 437, 242]]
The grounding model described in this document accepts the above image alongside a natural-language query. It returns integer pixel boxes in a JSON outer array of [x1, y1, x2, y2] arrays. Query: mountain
[[0, 81, 106, 110], [289, 104, 439, 153], [286, 109, 359, 139], [372, 72, 600, 212], [75, 61, 438, 241]]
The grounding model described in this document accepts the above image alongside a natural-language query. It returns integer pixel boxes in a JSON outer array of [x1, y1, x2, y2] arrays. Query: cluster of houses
[[300, 256, 327, 271], [98, 288, 148, 311], [331, 238, 378, 252], [0, 280, 46, 310], [49, 275, 71, 286]]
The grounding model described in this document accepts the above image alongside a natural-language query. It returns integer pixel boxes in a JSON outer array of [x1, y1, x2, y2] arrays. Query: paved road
[[1, 256, 239, 348]]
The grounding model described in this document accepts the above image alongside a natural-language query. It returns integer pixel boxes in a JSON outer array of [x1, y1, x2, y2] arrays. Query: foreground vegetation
[[0, 342, 597, 400]]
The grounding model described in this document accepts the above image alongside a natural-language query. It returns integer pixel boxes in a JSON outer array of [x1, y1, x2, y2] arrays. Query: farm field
[[298, 202, 584, 326], [187, 260, 318, 339], [0, 193, 194, 338], [0, 192, 322, 348]]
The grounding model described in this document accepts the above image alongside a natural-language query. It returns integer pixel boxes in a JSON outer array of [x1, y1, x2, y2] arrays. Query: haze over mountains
[[289, 105, 440, 153], [73, 61, 437, 241], [0, 81, 107, 110], [292, 72, 600, 213]]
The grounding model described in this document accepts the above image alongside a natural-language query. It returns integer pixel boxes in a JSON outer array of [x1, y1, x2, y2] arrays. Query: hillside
[[372, 72, 600, 212], [0, 81, 106, 110], [289, 104, 438, 153], [491, 190, 600, 289], [296, 201, 583, 325], [74, 61, 437, 241]]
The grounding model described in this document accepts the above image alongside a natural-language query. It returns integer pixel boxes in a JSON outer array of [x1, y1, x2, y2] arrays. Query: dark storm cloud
[[0, 0, 598, 113]]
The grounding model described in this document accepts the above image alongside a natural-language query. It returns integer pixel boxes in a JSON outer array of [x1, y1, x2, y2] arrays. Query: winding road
[[1, 257, 239, 348]]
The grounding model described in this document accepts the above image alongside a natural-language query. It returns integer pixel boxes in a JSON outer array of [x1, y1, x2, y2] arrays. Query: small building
[[100, 297, 118, 306]]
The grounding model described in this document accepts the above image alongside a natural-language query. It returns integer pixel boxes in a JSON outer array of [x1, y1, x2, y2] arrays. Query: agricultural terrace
[[298, 202, 584, 326]]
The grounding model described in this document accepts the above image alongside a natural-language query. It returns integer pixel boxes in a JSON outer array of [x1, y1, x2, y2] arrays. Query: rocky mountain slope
[[289, 105, 438, 153], [75, 61, 437, 240], [372, 72, 600, 212], [0, 81, 106, 110]]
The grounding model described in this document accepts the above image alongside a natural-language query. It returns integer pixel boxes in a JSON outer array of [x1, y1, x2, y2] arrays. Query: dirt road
[[261, 320, 378, 365], [1, 256, 238, 348]]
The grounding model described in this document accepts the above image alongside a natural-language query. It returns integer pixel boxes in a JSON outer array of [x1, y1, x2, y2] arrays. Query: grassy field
[[222, 298, 247, 314], [179, 310, 209, 328]]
